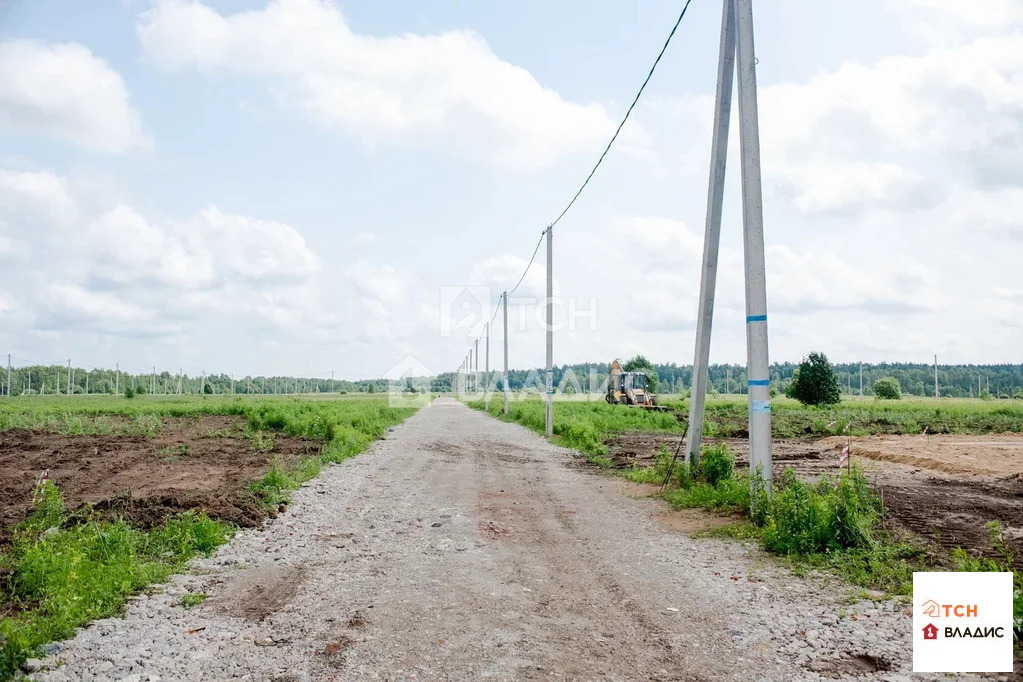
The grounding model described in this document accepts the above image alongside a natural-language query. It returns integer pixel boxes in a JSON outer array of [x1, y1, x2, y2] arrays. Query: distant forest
[[437, 361, 1023, 399], [2, 361, 1022, 399]]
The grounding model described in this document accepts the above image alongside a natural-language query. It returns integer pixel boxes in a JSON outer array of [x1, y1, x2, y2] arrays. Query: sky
[[0, 0, 1021, 381]]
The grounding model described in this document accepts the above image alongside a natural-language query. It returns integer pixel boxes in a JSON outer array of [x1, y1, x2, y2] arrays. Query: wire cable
[[507, 229, 546, 297], [549, 0, 694, 230]]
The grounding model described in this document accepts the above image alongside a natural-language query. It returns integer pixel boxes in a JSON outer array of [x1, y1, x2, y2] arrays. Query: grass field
[[0, 394, 416, 678]]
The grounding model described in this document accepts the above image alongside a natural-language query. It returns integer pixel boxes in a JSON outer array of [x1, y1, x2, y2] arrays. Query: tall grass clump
[[951, 522, 1021, 646]]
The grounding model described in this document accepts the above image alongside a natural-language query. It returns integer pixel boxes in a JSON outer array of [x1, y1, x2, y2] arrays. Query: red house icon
[[923, 623, 938, 640]]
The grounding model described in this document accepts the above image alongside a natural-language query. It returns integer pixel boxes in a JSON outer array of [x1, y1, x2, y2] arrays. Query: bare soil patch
[[607, 431, 1023, 564], [0, 415, 322, 539]]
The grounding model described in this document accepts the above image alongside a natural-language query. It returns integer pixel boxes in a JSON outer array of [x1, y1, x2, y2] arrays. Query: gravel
[[28, 398, 1015, 681]]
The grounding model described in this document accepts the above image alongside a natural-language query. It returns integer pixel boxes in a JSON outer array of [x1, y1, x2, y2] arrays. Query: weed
[[249, 430, 276, 453], [700, 442, 734, 486], [178, 593, 207, 609]]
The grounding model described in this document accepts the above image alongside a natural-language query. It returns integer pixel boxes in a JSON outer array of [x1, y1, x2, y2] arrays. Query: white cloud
[[136, 0, 625, 169], [0, 40, 149, 154]]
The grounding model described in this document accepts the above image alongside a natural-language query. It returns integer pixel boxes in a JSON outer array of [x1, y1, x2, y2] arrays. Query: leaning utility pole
[[687, 0, 772, 491], [503, 291, 510, 415], [687, 0, 735, 466], [545, 225, 554, 438]]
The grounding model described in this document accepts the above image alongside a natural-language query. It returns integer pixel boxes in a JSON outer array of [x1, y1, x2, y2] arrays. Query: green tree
[[786, 352, 841, 406], [873, 376, 901, 400], [622, 355, 659, 393]]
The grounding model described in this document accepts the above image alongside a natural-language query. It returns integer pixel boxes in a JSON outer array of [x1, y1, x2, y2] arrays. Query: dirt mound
[[0, 416, 322, 540]]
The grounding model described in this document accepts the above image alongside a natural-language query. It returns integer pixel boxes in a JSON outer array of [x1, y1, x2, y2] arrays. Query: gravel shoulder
[[29, 398, 1009, 681]]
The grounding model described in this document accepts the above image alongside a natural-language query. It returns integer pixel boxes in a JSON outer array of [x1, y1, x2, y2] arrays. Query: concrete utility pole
[[152, 366, 156, 395], [485, 322, 490, 385], [201, 371, 206, 395], [231, 375, 235, 395], [859, 363, 863, 396], [6, 354, 10, 397], [474, 338, 479, 393], [85, 372, 89, 395], [735, 0, 773, 489], [934, 354, 939, 398], [687, 0, 735, 466], [115, 363, 119, 396], [545, 225, 554, 438], [67, 360, 71, 397], [688, 0, 772, 488], [503, 291, 510, 415], [177, 369, 183, 395]]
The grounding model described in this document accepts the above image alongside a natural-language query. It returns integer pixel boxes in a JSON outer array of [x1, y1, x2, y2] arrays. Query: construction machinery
[[606, 359, 664, 409]]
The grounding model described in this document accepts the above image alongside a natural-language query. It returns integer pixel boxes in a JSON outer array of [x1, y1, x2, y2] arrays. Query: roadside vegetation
[[0, 395, 416, 679]]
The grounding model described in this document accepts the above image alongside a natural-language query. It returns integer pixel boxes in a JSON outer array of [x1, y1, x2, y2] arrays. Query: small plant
[[123, 385, 136, 399], [250, 430, 276, 453], [785, 352, 841, 406], [178, 593, 207, 609], [700, 442, 734, 486], [159, 444, 191, 460], [873, 377, 901, 400]]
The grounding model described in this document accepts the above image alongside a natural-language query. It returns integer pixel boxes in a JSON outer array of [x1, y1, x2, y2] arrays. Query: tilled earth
[[608, 432, 1023, 566], [30, 399, 1013, 681], [0, 416, 322, 539]]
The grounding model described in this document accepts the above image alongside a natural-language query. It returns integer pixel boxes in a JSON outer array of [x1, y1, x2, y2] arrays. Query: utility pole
[[85, 372, 89, 395], [67, 360, 71, 397], [115, 363, 119, 396], [545, 225, 553, 438], [738, 0, 772, 488], [687, 0, 735, 465], [934, 354, 939, 398], [503, 291, 510, 414], [331, 369, 334, 394], [5, 354, 10, 398], [231, 374, 235, 395], [859, 363, 863, 396], [485, 322, 490, 389], [200, 370, 205, 395], [177, 369, 182, 395]]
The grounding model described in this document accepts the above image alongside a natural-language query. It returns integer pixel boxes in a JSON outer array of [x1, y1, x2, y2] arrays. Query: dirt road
[[32, 399, 994, 681]]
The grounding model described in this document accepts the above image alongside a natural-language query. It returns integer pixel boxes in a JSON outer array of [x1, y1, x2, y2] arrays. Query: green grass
[[0, 482, 232, 678], [0, 394, 419, 678], [469, 397, 681, 464], [660, 394, 1023, 437], [177, 593, 207, 609]]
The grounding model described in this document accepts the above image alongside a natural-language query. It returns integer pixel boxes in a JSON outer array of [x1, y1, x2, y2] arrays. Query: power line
[[548, 0, 694, 230], [507, 229, 547, 297]]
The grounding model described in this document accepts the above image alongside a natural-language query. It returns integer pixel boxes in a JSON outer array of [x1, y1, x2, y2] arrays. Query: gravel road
[[29, 398, 1010, 681]]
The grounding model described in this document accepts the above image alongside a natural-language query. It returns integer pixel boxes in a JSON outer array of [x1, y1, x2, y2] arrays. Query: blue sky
[[0, 0, 1020, 380]]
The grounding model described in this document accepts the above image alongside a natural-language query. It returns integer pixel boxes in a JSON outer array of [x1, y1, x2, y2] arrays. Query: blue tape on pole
[[746, 314, 767, 322], [748, 379, 770, 386]]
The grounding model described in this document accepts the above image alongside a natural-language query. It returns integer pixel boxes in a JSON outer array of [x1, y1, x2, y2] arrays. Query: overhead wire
[[452, 2, 694, 373], [547, 0, 694, 230]]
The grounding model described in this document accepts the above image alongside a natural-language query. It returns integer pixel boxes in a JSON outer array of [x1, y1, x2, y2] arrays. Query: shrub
[[700, 442, 734, 486], [873, 377, 901, 400], [786, 352, 841, 406], [761, 467, 879, 555], [123, 385, 136, 399]]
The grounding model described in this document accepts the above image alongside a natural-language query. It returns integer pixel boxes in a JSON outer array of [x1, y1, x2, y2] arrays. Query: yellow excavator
[[606, 359, 664, 409]]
